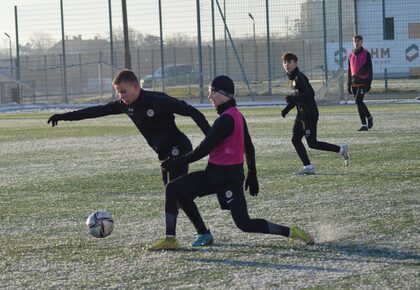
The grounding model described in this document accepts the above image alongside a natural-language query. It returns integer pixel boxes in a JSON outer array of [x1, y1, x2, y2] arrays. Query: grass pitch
[[0, 104, 419, 288]]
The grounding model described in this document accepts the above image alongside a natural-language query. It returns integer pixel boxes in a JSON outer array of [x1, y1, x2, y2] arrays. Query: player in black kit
[[47, 69, 211, 185], [281, 53, 349, 175], [149, 75, 314, 251]]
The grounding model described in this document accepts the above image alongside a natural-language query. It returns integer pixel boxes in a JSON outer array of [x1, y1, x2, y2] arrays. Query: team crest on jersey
[[127, 108, 134, 116], [225, 190, 233, 199], [147, 109, 155, 117], [171, 147, 179, 156]]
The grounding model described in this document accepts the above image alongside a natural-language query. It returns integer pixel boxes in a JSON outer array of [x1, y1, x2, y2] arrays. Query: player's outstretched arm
[[47, 114, 62, 127], [47, 102, 123, 127]]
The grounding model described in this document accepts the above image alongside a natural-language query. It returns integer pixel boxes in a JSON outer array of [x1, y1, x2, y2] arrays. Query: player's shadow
[[305, 172, 420, 178], [312, 242, 420, 266], [184, 241, 419, 270]]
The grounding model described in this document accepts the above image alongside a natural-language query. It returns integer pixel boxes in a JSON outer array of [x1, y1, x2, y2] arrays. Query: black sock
[[165, 212, 177, 236]]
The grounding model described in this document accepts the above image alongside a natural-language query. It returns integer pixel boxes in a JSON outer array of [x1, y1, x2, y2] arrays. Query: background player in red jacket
[[348, 34, 373, 131]]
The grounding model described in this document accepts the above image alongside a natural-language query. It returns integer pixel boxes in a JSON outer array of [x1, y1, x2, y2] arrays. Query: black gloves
[[285, 95, 293, 104], [366, 85, 371, 92], [281, 109, 287, 118], [347, 86, 352, 95], [47, 114, 63, 127], [245, 170, 259, 196], [161, 156, 187, 172]]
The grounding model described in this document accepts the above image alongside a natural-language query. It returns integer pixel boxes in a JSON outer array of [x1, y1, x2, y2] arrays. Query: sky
[[0, 0, 302, 54]]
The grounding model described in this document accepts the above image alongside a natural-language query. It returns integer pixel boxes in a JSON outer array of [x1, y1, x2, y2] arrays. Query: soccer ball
[[86, 211, 114, 238]]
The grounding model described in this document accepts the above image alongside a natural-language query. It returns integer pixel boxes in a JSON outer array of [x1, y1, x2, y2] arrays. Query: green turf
[[0, 104, 419, 288]]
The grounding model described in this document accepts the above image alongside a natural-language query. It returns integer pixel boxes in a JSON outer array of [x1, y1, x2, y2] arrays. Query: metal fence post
[[60, 0, 68, 103], [322, 0, 328, 83], [44, 55, 48, 99], [338, 0, 344, 101], [14, 5, 20, 96], [108, 0, 115, 99], [265, 0, 272, 95], [211, 0, 217, 78], [79, 53, 83, 94], [137, 48, 141, 79], [196, 0, 204, 102], [158, 0, 165, 91], [121, 0, 132, 69], [99, 51, 103, 97]]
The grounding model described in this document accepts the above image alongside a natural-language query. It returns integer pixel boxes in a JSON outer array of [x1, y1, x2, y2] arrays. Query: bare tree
[[29, 31, 54, 53]]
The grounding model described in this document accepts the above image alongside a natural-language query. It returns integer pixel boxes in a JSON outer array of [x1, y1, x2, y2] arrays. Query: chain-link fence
[[0, 0, 419, 106]]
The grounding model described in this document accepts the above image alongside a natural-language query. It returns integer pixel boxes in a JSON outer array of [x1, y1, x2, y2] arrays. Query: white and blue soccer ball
[[86, 211, 114, 238]]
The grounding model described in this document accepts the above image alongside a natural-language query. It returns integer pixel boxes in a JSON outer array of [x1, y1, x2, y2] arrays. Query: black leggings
[[164, 170, 289, 237], [159, 136, 193, 186], [352, 86, 372, 125], [292, 118, 340, 166]]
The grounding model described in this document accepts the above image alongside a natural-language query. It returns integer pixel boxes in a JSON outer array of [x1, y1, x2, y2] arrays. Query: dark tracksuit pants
[[159, 136, 193, 186], [292, 117, 340, 166], [352, 86, 372, 126], [164, 170, 290, 237]]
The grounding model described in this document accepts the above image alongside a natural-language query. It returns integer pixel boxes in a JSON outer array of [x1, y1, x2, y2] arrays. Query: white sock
[[339, 146, 344, 154]]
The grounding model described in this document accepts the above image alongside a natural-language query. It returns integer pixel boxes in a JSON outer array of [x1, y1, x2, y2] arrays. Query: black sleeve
[[282, 102, 295, 115], [162, 96, 211, 135], [60, 101, 123, 121], [348, 58, 352, 86], [180, 114, 234, 164], [243, 118, 256, 173], [287, 75, 315, 103], [365, 52, 373, 85]]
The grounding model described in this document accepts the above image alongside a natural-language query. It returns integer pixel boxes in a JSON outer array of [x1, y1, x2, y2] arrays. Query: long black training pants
[[292, 117, 340, 166], [159, 135, 193, 186], [164, 170, 289, 237], [352, 86, 372, 126]]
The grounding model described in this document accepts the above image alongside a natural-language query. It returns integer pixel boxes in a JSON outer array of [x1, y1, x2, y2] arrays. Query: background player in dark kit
[[47, 69, 211, 185], [281, 53, 349, 175], [149, 75, 314, 250]]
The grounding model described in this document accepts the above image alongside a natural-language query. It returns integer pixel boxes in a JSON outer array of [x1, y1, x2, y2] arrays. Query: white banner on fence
[[327, 40, 420, 74]]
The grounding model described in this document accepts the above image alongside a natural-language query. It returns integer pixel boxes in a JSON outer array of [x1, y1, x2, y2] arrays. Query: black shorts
[[180, 170, 245, 211], [294, 117, 318, 138]]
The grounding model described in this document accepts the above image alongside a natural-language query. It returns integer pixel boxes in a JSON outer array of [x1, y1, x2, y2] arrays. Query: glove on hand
[[281, 109, 287, 118], [245, 170, 259, 196], [285, 95, 293, 104], [47, 114, 63, 127], [366, 85, 371, 92], [161, 157, 186, 172], [347, 86, 352, 95]]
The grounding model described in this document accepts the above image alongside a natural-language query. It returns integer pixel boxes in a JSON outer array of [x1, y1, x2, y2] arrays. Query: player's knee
[[291, 136, 301, 146], [355, 98, 364, 106], [306, 138, 319, 149], [166, 180, 181, 197]]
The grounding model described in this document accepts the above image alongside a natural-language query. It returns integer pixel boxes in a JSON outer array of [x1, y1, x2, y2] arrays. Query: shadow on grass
[[316, 242, 420, 265], [186, 256, 352, 273], [183, 241, 419, 270], [298, 172, 420, 177]]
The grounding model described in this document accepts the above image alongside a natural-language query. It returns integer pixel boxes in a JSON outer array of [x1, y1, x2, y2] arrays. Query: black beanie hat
[[211, 75, 235, 98]]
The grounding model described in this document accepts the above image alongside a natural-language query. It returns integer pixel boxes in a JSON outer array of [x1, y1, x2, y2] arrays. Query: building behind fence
[[0, 0, 419, 106]]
